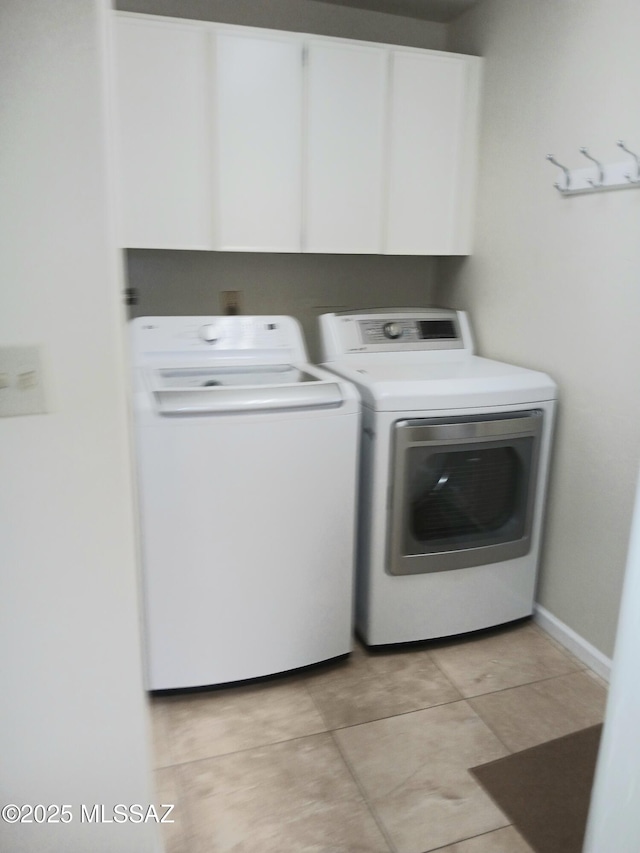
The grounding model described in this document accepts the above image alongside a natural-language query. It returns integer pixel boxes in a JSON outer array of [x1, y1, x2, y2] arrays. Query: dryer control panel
[[320, 309, 472, 359], [359, 317, 461, 346]]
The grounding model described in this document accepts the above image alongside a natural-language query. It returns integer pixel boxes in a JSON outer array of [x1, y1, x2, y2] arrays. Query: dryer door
[[388, 410, 543, 575]]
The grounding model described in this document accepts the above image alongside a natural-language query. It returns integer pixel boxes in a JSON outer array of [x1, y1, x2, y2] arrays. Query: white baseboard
[[534, 604, 612, 683]]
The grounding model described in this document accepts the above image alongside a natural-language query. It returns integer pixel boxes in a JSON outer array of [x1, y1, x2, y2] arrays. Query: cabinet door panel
[[215, 33, 303, 251], [386, 52, 474, 255], [305, 42, 387, 253], [114, 18, 212, 249]]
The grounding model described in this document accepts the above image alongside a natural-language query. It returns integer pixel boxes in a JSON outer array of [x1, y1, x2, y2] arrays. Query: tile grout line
[[422, 824, 525, 853], [462, 674, 592, 756], [152, 668, 597, 771], [462, 667, 602, 704], [157, 692, 508, 772], [329, 728, 399, 853], [422, 647, 467, 701], [463, 705, 513, 755], [306, 668, 594, 738], [310, 693, 470, 732], [426, 657, 586, 701], [151, 727, 331, 771], [301, 675, 335, 733], [426, 621, 595, 685]]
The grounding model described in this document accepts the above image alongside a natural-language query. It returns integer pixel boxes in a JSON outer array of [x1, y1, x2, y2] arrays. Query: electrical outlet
[[0, 346, 47, 417], [220, 290, 242, 316]]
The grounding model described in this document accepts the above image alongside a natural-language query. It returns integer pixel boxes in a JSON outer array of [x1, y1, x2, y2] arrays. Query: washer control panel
[[131, 316, 308, 362]]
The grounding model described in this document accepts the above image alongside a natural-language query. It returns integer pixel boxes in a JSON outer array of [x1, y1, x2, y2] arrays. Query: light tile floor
[[149, 621, 607, 853]]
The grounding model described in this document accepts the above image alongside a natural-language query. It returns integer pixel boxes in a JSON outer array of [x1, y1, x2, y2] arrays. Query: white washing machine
[[319, 308, 557, 646], [131, 315, 359, 690]]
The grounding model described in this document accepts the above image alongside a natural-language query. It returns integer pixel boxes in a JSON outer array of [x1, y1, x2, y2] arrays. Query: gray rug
[[471, 725, 602, 853]]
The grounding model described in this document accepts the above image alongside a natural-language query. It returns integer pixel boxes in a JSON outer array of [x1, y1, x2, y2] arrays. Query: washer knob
[[199, 324, 219, 343], [383, 321, 403, 340]]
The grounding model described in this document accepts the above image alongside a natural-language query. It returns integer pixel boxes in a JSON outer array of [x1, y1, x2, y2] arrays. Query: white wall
[[443, 0, 640, 658], [0, 2, 158, 851]]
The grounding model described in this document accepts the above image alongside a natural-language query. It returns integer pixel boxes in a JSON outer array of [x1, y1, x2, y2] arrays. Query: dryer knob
[[383, 322, 403, 340], [199, 324, 219, 343]]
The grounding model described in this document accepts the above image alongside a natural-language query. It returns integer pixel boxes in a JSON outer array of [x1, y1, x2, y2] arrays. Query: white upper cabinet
[[305, 41, 387, 254], [386, 51, 480, 255], [214, 32, 304, 251], [113, 16, 213, 249], [112, 13, 481, 255]]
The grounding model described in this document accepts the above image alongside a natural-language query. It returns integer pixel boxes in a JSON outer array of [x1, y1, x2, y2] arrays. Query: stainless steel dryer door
[[388, 410, 543, 575]]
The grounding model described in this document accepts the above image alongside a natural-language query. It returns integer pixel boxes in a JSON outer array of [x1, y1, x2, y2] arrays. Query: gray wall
[[115, 0, 447, 49], [127, 250, 438, 361], [441, 0, 640, 659]]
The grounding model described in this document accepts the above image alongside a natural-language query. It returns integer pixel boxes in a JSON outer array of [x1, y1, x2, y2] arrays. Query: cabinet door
[[386, 51, 480, 255], [214, 32, 303, 251], [113, 17, 213, 249], [305, 41, 387, 253]]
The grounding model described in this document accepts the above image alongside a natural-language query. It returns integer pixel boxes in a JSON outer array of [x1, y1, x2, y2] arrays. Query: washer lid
[[325, 356, 557, 411], [145, 363, 347, 415]]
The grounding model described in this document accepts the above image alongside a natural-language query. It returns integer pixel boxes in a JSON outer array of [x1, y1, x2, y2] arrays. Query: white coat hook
[[547, 144, 640, 196], [580, 147, 604, 187], [616, 140, 640, 183], [546, 154, 571, 192]]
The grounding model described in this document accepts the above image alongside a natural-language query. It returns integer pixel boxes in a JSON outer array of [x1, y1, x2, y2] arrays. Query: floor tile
[[305, 642, 461, 729], [182, 732, 391, 852], [436, 825, 534, 852], [429, 622, 581, 698], [469, 670, 607, 752], [154, 766, 190, 853], [335, 701, 509, 853], [161, 677, 327, 764]]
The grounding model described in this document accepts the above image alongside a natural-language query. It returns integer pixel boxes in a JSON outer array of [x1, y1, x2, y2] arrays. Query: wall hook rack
[[546, 155, 571, 191], [579, 148, 604, 187], [617, 140, 640, 183], [547, 142, 640, 196]]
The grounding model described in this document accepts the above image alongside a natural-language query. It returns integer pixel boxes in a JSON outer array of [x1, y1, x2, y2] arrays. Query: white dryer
[[319, 308, 557, 646], [131, 315, 359, 690]]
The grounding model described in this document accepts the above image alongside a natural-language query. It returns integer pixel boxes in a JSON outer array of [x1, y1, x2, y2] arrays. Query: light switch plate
[[0, 346, 47, 417]]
